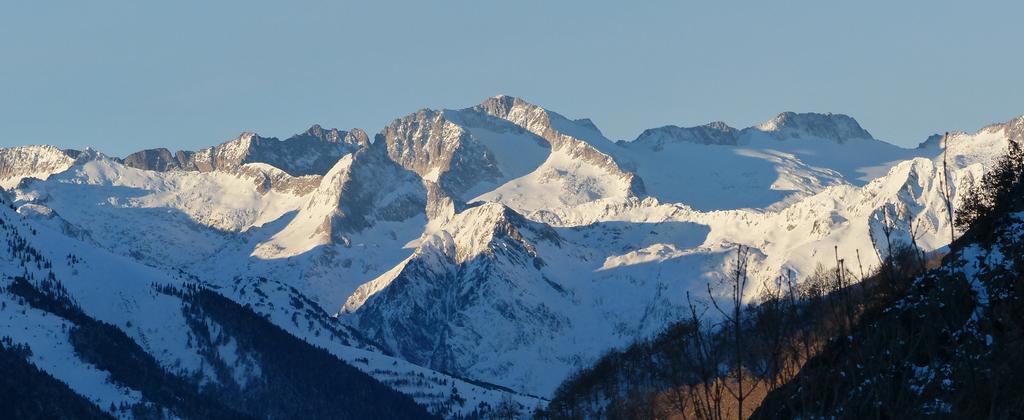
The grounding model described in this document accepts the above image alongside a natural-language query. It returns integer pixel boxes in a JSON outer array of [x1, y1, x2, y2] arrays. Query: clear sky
[[2, 1, 1022, 156]]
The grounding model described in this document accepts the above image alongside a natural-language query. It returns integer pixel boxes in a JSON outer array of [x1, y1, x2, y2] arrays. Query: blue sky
[[2, 1, 1022, 155]]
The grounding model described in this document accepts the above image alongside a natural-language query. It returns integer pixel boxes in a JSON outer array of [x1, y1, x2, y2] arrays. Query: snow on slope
[[214, 275, 545, 416], [475, 148, 637, 213], [0, 182, 543, 418], [8, 143, 424, 315], [377, 105, 552, 201], [471, 95, 644, 212], [0, 194, 230, 415], [204, 110, 1011, 403], [236, 146, 434, 305], [741, 122, 925, 185], [8, 152, 308, 279], [344, 201, 726, 394], [8, 148, 417, 312], [254, 147, 427, 256], [373, 95, 633, 213], [341, 111, 1019, 395], [631, 121, 740, 147], [19, 150, 308, 231], [0, 292, 145, 416], [619, 112, 927, 211], [0, 145, 79, 189], [620, 139, 846, 211], [442, 108, 552, 199]]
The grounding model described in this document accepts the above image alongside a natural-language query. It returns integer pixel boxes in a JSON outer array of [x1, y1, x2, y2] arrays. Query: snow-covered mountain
[[471, 95, 645, 213], [1, 95, 1019, 416], [123, 125, 369, 176], [0, 166, 539, 418], [0, 145, 80, 189], [619, 112, 925, 210]]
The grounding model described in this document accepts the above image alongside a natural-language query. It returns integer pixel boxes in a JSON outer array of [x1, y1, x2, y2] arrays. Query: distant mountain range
[[1, 95, 1020, 418]]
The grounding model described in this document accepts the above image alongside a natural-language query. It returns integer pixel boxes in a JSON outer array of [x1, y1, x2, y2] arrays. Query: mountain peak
[[630, 121, 739, 149], [981, 114, 1024, 142], [573, 118, 602, 134], [706, 120, 732, 131], [304, 123, 327, 138], [916, 133, 945, 149], [0, 144, 81, 189], [223, 131, 265, 157], [753, 112, 873, 142], [122, 125, 367, 176], [477, 94, 527, 117], [295, 124, 369, 147]]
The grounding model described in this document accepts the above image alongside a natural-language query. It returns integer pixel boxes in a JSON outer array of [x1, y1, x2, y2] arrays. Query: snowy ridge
[[468, 96, 644, 213], [0, 145, 80, 189], [630, 121, 739, 148], [2, 96, 1022, 415], [254, 146, 428, 258], [123, 125, 368, 177], [16, 153, 308, 232], [620, 111, 926, 210]]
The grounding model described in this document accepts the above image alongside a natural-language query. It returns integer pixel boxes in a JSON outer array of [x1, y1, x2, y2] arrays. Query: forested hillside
[[0, 338, 112, 419]]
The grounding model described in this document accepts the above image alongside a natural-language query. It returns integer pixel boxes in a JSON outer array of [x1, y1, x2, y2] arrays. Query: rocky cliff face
[[123, 125, 368, 176], [0, 145, 79, 189], [376, 109, 503, 199], [120, 147, 182, 171]]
